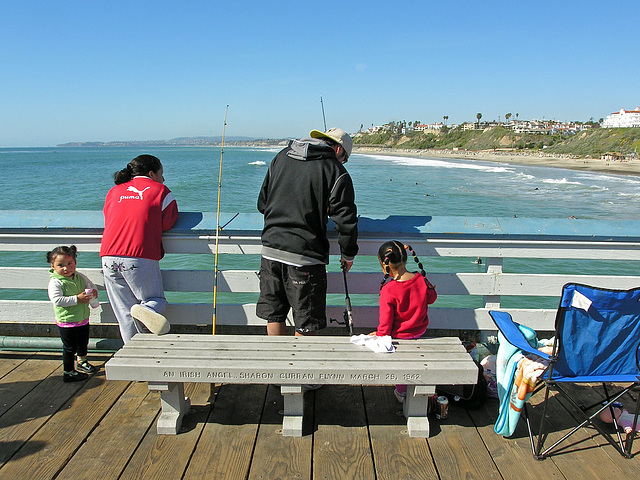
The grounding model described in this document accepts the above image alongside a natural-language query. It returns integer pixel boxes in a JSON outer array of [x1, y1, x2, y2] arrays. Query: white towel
[[350, 334, 395, 353], [571, 290, 592, 311]]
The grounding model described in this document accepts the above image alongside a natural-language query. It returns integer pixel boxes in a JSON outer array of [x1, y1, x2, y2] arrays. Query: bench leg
[[281, 385, 304, 436], [404, 385, 435, 438], [148, 382, 191, 435]]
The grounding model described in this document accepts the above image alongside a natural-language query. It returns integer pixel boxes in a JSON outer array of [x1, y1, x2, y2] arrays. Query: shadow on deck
[[1, 351, 639, 479]]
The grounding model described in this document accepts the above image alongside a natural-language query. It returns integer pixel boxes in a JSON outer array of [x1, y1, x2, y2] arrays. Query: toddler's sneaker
[[76, 360, 97, 374], [130, 304, 170, 335], [63, 370, 89, 383], [394, 389, 406, 404]]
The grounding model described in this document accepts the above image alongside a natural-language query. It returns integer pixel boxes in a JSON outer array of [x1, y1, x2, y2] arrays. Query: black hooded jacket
[[257, 138, 358, 265]]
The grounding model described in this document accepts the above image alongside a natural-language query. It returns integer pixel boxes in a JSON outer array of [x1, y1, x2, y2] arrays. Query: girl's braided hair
[[378, 240, 436, 291]]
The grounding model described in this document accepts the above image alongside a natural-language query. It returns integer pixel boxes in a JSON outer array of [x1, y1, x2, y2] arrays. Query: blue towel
[[494, 324, 540, 437]]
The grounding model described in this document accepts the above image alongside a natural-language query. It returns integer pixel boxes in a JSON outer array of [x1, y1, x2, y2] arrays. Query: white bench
[[104, 334, 478, 437]]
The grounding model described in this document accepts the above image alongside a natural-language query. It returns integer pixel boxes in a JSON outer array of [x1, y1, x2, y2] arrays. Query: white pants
[[102, 256, 167, 344]]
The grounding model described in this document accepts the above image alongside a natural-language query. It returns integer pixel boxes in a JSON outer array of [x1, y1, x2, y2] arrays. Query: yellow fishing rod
[[212, 105, 229, 335]]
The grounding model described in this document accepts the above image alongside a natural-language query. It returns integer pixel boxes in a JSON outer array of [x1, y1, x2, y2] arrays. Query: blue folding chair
[[489, 283, 640, 459]]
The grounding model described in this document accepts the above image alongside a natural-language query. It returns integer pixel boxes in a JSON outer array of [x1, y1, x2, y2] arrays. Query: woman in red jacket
[[100, 154, 179, 343]]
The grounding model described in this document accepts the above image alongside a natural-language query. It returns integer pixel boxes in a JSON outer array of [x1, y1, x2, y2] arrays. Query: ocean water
[[1, 146, 639, 307], [2, 145, 640, 218]]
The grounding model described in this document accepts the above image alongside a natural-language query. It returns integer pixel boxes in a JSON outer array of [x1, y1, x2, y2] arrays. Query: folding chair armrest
[[489, 310, 551, 361]]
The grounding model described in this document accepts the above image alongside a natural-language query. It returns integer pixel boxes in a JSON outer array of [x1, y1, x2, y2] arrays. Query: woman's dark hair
[[114, 154, 162, 185], [46, 245, 78, 264]]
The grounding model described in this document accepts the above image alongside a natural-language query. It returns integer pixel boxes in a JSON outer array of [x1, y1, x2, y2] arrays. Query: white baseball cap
[[309, 127, 353, 160]]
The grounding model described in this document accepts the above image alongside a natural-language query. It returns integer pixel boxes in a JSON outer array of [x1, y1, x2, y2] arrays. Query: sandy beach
[[353, 146, 640, 177]]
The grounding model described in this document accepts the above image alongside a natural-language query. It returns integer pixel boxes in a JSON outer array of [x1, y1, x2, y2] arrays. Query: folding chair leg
[[533, 383, 554, 459], [624, 386, 640, 458]]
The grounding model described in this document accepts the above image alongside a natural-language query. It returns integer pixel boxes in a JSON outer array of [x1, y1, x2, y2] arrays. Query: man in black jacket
[[256, 127, 359, 336]]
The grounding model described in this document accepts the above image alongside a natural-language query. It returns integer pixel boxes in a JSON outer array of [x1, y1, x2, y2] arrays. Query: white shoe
[[130, 305, 170, 335]]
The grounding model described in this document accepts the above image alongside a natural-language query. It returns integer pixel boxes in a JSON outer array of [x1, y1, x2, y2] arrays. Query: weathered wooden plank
[[118, 382, 214, 480], [467, 397, 564, 480], [248, 384, 313, 479], [0, 363, 89, 466], [5, 234, 640, 259], [313, 385, 376, 479], [109, 349, 471, 364], [554, 383, 640, 475], [182, 384, 266, 480], [7, 266, 640, 299], [0, 363, 130, 479], [118, 333, 462, 347], [110, 341, 470, 358], [54, 381, 159, 480], [427, 404, 501, 479], [524, 385, 625, 478], [0, 353, 59, 417], [120, 332, 461, 343], [0, 352, 30, 379], [363, 385, 440, 479]]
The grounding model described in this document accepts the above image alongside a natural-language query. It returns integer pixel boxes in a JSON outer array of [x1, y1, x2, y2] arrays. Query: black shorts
[[256, 257, 327, 334]]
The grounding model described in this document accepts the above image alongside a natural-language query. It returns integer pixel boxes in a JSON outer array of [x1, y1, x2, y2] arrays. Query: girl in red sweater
[[374, 240, 437, 402]]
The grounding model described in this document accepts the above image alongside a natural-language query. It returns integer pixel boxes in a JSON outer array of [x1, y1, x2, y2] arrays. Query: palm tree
[[476, 113, 482, 128], [443, 115, 448, 126], [505, 113, 512, 123]]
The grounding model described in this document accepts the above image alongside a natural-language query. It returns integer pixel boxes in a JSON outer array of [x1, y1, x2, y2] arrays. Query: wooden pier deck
[[1, 350, 639, 479]]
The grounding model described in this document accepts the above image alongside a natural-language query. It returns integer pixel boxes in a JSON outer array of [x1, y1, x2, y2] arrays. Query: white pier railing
[[1, 211, 640, 336]]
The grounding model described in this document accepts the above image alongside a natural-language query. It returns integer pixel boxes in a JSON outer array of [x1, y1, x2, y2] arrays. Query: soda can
[[428, 394, 438, 414], [435, 395, 449, 420]]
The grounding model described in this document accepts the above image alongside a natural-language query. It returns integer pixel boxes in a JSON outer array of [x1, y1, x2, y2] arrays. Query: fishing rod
[[320, 97, 354, 335], [329, 260, 354, 335], [320, 96, 327, 131], [212, 105, 229, 335], [341, 261, 354, 335]]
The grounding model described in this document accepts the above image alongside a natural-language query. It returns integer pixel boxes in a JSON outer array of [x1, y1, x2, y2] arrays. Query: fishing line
[[220, 212, 239, 230], [212, 105, 229, 335]]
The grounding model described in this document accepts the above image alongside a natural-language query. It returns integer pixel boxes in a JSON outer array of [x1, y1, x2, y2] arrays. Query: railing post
[[480, 257, 503, 344], [483, 257, 503, 309]]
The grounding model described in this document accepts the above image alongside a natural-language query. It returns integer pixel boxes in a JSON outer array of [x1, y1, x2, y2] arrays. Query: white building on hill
[[602, 107, 640, 128]]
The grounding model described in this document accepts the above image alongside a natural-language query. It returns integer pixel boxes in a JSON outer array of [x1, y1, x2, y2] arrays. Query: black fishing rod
[[329, 261, 354, 335], [320, 97, 354, 335], [341, 262, 354, 335]]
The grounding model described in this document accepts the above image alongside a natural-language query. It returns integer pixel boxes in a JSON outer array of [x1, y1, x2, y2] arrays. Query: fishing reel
[[329, 309, 350, 328], [329, 307, 353, 335]]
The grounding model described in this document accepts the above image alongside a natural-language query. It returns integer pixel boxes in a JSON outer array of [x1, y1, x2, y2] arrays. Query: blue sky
[[1, 1, 638, 147]]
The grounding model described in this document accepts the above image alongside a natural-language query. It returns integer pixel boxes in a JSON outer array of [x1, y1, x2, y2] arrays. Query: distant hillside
[[58, 136, 261, 147], [354, 126, 640, 158]]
